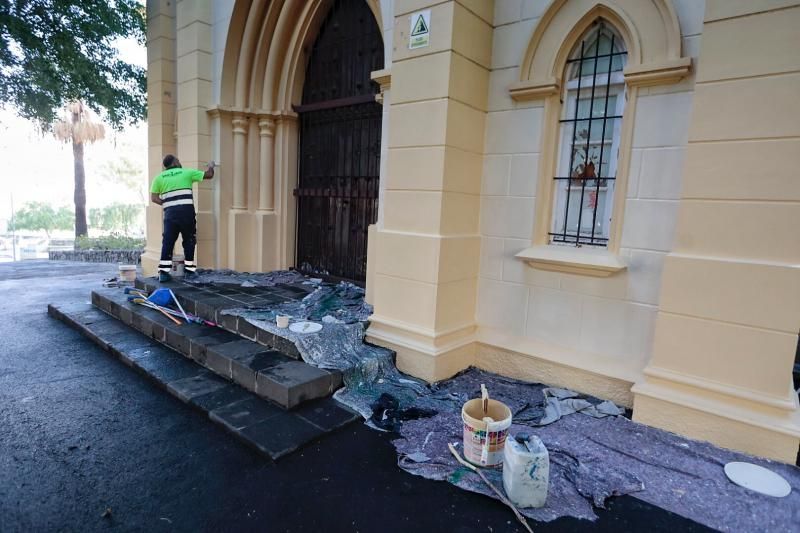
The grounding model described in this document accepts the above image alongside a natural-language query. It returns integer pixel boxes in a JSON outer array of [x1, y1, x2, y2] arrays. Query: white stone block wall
[[476, 0, 705, 378]]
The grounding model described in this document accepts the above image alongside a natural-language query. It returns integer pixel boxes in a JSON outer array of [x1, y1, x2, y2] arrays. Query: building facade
[[144, 0, 800, 462]]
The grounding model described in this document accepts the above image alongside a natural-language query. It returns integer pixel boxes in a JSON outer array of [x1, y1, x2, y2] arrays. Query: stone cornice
[[206, 106, 297, 122]]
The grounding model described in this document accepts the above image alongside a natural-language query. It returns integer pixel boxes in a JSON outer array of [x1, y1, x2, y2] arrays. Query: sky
[[0, 36, 148, 231]]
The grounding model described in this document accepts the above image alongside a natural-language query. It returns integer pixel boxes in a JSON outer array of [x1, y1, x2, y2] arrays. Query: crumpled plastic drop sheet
[[219, 280, 428, 424], [185, 268, 308, 287]]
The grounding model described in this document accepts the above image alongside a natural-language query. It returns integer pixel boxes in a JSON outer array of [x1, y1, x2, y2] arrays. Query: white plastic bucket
[[118, 264, 136, 283], [461, 393, 512, 467], [171, 254, 185, 278]]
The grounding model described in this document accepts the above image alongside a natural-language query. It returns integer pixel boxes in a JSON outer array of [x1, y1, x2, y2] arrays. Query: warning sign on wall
[[409, 9, 431, 49]]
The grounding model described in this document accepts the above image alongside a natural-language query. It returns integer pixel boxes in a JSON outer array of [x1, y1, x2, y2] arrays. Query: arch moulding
[[207, 0, 385, 272], [509, 0, 691, 100]]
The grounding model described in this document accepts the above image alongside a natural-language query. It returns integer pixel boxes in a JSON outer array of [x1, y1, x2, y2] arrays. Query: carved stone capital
[[232, 115, 249, 135], [258, 118, 275, 136]]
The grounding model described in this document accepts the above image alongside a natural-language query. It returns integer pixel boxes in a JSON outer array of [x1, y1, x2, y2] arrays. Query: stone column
[[366, 0, 494, 382], [254, 115, 278, 272], [141, 0, 177, 275], [365, 69, 392, 305], [632, 0, 800, 462], [231, 114, 249, 210], [227, 112, 256, 270], [257, 117, 275, 212], [173, 0, 215, 266]]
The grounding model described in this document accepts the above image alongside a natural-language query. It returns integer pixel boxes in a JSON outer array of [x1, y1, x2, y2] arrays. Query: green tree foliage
[[0, 0, 146, 129], [89, 203, 143, 234], [101, 155, 146, 203], [12, 201, 74, 237]]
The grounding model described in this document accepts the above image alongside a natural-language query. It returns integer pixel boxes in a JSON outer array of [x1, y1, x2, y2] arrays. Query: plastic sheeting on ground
[[392, 368, 641, 523], [216, 278, 428, 424], [185, 269, 307, 288], [392, 368, 800, 530], [180, 272, 800, 530]]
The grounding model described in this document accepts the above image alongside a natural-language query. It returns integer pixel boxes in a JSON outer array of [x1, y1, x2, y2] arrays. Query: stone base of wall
[[48, 250, 143, 264]]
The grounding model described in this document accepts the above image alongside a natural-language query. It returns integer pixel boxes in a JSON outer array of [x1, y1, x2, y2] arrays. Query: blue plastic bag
[[148, 288, 173, 306]]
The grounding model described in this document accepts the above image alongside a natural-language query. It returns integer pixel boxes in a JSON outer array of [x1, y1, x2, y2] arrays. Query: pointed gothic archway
[[294, 0, 384, 282], [215, 0, 386, 276]]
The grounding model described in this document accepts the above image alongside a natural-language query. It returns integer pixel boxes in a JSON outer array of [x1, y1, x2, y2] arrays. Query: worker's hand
[[203, 160, 216, 180]]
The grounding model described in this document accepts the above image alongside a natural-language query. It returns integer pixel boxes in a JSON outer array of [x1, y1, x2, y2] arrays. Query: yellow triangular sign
[[411, 14, 429, 36]]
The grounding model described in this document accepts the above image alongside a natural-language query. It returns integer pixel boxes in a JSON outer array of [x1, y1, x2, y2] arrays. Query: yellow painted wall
[[632, 0, 800, 462], [149, 0, 800, 461]]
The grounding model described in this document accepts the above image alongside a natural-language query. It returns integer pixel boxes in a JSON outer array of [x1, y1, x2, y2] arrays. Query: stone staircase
[[48, 277, 359, 459]]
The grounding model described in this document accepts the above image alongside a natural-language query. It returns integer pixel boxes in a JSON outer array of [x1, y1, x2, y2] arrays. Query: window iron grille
[[550, 23, 627, 247]]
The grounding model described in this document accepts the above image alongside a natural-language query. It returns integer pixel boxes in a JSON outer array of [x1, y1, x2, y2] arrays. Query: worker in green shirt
[[150, 154, 215, 282]]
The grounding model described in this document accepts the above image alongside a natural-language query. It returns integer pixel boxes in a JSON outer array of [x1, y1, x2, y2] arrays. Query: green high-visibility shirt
[[150, 167, 204, 209]]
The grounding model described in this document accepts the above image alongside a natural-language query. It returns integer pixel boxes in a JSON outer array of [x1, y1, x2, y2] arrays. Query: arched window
[[551, 21, 627, 247]]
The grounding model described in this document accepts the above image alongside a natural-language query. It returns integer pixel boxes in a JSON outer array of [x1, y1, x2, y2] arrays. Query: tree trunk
[[72, 137, 88, 237]]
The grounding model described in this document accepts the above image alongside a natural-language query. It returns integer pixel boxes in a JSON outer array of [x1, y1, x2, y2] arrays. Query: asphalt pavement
[[0, 260, 709, 532]]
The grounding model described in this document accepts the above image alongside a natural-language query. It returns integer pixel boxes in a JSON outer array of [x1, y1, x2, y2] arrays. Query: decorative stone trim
[[508, 78, 560, 101], [509, 0, 691, 273], [623, 57, 692, 88], [231, 114, 249, 134], [258, 118, 275, 136], [511, 0, 691, 101], [510, 56, 692, 101], [515, 245, 627, 277]]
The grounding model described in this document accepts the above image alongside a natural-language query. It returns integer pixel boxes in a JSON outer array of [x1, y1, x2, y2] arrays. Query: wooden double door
[[295, 0, 384, 283]]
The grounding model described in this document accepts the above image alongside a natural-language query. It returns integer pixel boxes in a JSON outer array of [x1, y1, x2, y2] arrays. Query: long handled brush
[[129, 297, 182, 325], [168, 289, 190, 323], [448, 443, 533, 533]]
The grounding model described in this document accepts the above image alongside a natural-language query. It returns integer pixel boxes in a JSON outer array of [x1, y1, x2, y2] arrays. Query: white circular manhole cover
[[724, 462, 791, 497], [289, 321, 322, 334]]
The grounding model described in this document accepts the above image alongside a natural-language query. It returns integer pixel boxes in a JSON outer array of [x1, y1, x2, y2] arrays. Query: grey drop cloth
[[394, 369, 800, 531], [192, 273, 800, 530], [394, 368, 642, 523]]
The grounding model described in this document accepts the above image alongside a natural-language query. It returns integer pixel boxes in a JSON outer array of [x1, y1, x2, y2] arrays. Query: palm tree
[[53, 101, 105, 237]]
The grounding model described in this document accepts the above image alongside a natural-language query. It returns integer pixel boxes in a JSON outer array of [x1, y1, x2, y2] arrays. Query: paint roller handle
[[481, 383, 489, 415]]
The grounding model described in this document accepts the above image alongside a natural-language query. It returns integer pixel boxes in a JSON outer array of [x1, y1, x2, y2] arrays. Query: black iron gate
[[294, 0, 384, 283]]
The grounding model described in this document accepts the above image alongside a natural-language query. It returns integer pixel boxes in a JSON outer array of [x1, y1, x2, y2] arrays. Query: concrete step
[[90, 288, 342, 409], [134, 277, 305, 359], [48, 301, 359, 460]]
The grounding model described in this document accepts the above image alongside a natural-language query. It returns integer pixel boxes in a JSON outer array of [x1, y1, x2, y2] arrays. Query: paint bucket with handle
[[171, 254, 185, 278], [118, 264, 136, 284], [461, 384, 512, 467]]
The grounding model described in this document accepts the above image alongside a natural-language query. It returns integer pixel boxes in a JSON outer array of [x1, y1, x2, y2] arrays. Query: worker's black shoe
[[184, 270, 196, 279], [158, 272, 172, 283]]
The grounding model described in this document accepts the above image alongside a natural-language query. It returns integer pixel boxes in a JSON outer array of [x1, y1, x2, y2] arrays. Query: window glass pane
[[569, 29, 626, 79], [575, 96, 615, 120]]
